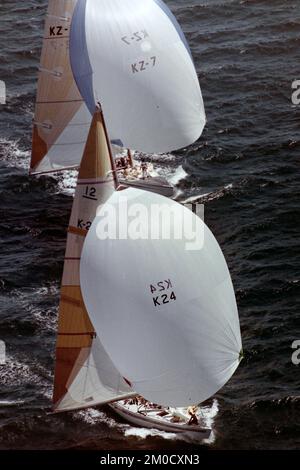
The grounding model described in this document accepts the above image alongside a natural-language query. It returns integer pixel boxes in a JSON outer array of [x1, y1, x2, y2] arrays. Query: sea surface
[[0, 0, 300, 451]]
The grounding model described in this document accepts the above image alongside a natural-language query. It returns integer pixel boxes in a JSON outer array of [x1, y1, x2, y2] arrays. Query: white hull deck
[[109, 401, 211, 438], [115, 157, 175, 198], [119, 175, 175, 198]]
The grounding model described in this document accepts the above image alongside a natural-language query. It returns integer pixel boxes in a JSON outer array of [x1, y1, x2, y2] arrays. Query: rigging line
[[36, 99, 83, 104], [48, 140, 88, 146], [58, 333, 96, 338], [29, 165, 79, 176], [82, 345, 93, 402], [32, 121, 52, 130], [38, 67, 63, 77], [44, 36, 69, 41], [47, 14, 70, 22], [77, 178, 114, 185]]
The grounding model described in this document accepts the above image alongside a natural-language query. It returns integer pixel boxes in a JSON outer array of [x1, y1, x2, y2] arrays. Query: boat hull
[[109, 402, 211, 438], [119, 176, 175, 198]]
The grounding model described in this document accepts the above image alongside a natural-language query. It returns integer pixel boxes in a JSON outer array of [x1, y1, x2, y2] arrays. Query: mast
[[97, 102, 119, 189], [53, 107, 134, 412]]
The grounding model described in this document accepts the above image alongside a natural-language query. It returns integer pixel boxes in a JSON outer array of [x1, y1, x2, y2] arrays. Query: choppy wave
[[0, 138, 30, 170]]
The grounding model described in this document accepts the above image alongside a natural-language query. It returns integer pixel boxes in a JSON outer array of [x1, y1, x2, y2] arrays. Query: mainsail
[[70, 0, 206, 153], [53, 108, 133, 412], [31, 0, 91, 174], [81, 189, 242, 408]]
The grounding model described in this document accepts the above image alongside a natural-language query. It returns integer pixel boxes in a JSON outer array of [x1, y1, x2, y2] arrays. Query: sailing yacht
[[30, 0, 174, 196], [52, 105, 213, 436]]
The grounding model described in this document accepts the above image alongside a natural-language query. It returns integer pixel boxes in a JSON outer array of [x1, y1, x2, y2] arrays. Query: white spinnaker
[[80, 189, 242, 407], [70, 0, 206, 153]]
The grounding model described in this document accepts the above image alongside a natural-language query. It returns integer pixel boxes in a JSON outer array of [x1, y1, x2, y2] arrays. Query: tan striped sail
[[31, 0, 91, 175], [53, 108, 133, 412]]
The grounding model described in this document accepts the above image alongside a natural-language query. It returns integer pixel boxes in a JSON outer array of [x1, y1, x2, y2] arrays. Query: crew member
[[187, 406, 199, 426], [141, 158, 148, 179]]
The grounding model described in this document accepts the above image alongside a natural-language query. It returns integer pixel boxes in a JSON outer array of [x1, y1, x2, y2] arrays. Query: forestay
[[70, 0, 206, 153], [80, 189, 243, 407]]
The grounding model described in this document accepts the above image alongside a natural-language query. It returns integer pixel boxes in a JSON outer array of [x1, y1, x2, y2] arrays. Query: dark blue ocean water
[[0, 0, 299, 450]]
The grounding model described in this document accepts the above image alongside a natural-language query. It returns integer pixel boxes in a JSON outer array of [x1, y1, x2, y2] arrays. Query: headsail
[[53, 108, 133, 412], [31, 0, 91, 175], [80, 189, 242, 407], [70, 0, 206, 153]]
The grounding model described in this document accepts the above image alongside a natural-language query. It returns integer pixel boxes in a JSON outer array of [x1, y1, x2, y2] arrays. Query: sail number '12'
[[77, 186, 99, 231], [150, 279, 176, 307]]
